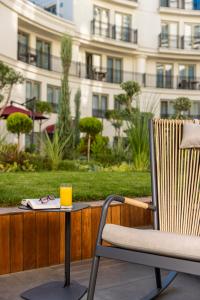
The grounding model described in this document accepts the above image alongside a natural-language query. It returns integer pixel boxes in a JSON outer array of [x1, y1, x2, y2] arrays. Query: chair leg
[[141, 271, 177, 300], [154, 268, 162, 289], [87, 256, 100, 300]]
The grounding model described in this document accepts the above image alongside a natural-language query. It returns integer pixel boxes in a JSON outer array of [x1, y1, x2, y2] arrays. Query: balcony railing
[[17, 44, 200, 90], [18, 42, 61, 72], [161, 113, 200, 119], [159, 34, 200, 49], [91, 20, 138, 44], [160, 0, 200, 10], [92, 109, 107, 118]]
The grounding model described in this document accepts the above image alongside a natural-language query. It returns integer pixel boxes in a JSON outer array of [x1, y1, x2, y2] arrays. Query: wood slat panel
[[36, 212, 49, 268], [71, 211, 82, 261], [120, 204, 130, 227], [0, 203, 152, 275], [10, 214, 23, 273], [91, 207, 101, 255], [48, 212, 60, 265], [81, 208, 92, 259], [111, 205, 121, 225], [0, 215, 10, 275], [23, 212, 36, 270], [60, 213, 65, 264]]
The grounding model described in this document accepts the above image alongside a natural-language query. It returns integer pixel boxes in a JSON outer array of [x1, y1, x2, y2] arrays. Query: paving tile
[[0, 259, 199, 300]]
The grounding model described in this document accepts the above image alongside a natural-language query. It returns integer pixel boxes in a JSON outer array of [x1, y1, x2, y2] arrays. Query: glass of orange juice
[[60, 183, 72, 209]]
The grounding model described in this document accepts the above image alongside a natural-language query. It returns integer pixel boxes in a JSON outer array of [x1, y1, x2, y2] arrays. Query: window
[[47, 85, 60, 113], [45, 5, 57, 14], [178, 64, 195, 89], [114, 96, 126, 111], [184, 24, 200, 49], [92, 94, 108, 118], [36, 39, 51, 70], [156, 64, 173, 88], [107, 57, 122, 83], [18, 32, 29, 63], [160, 100, 175, 118], [161, 22, 178, 48], [115, 13, 131, 42], [194, 0, 200, 10], [93, 6, 109, 37], [26, 80, 40, 109], [86, 53, 103, 80]]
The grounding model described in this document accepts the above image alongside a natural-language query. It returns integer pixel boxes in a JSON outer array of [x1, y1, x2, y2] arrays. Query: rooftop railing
[[91, 20, 138, 44]]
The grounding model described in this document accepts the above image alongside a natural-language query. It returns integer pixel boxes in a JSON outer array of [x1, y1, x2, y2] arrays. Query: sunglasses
[[39, 194, 55, 204]]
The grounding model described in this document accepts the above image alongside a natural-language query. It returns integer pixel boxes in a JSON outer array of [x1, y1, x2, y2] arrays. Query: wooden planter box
[[0, 201, 152, 275]]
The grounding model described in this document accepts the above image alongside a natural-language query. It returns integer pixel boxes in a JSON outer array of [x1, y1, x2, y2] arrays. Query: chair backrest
[[151, 119, 200, 236]]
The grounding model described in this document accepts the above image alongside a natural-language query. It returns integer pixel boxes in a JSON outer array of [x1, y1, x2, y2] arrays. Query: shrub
[[91, 135, 109, 160], [0, 143, 48, 171], [58, 160, 79, 171]]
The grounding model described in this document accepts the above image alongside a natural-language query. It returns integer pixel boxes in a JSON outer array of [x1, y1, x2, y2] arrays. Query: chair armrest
[[96, 195, 124, 245], [124, 197, 155, 210], [96, 195, 154, 246]]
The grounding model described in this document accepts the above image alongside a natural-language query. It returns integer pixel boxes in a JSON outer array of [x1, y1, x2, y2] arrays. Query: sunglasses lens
[[40, 197, 48, 203], [48, 195, 55, 200]]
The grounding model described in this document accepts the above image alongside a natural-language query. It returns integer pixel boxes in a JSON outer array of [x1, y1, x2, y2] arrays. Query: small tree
[[57, 35, 73, 156], [115, 81, 141, 113], [106, 109, 123, 139], [173, 97, 192, 119], [79, 117, 103, 161], [36, 101, 52, 114], [74, 88, 81, 147], [7, 113, 33, 152], [0, 61, 24, 116]]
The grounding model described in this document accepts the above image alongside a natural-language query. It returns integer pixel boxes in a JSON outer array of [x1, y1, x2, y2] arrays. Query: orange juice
[[60, 184, 72, 208]]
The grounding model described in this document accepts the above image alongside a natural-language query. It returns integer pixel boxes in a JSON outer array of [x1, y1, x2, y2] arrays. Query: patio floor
[[0, 259, 199, 300]]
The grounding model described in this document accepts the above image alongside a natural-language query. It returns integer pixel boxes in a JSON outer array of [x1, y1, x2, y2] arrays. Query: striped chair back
[[153, 119, 200, 236]]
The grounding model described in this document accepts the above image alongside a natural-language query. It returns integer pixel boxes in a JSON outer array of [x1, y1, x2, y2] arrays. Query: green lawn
[[0, 171, 151, 206]]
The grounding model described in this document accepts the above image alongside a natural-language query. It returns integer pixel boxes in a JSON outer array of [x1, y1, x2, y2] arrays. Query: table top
[[18, 202, 89, 213]]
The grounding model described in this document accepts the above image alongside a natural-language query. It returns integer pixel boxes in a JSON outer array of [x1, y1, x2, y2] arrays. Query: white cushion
[[180, 122, 200, 149], [102, 224, 200, 261]]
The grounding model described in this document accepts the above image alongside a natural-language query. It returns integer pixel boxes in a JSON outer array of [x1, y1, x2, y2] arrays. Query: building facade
[[1, 0, 200, 147]]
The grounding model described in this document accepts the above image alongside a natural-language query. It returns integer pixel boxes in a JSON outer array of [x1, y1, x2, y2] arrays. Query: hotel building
[[1, 0, 200, 146]]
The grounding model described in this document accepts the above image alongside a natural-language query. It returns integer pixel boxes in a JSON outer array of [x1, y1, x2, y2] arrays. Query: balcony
[[160, 0, 200, 10], [91, 20, 138, 44], [18, 42, 61, 72], [17, 44, 200, 91], [158, 34, 200, 50]]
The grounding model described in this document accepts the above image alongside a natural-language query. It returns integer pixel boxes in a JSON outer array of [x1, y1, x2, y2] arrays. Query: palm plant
[[43, 130, 70, 170], [127, 110, 151, 171]]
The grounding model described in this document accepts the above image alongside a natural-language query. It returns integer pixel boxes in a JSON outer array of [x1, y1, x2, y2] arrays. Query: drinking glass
[[60, 183, 72, 209]]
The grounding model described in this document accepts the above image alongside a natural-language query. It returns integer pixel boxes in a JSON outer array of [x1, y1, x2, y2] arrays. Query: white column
[[135, 55, 147, 74], [135, 55, 147, 87]]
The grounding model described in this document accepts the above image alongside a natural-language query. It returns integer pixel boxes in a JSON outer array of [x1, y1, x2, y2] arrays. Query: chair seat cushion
[[102, 224, 200, 261]]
